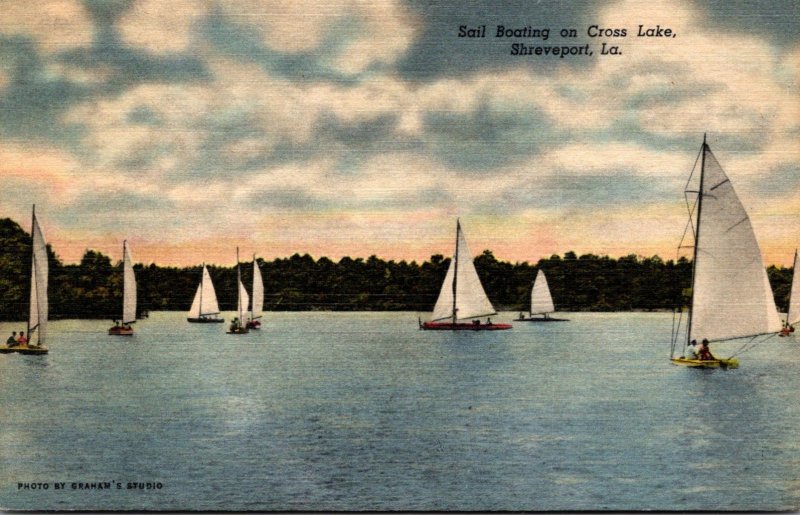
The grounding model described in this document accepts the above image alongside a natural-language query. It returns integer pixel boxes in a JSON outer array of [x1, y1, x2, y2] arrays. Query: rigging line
[[728, 333, 778, 358], [677, 144, 703, 259]]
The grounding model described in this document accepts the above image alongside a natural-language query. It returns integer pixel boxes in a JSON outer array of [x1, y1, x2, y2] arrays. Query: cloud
[[115, 0, 419, 76], [0, 0, 797, 267], [0, 0, 94, 53]]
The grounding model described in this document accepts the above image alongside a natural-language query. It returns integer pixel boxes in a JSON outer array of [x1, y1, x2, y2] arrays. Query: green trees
[[0, 218, 793, 318]]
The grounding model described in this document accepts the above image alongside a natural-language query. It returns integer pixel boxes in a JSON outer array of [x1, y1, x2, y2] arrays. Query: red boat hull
[[421, 322, 512, 331], [108, 326, 134, 336]]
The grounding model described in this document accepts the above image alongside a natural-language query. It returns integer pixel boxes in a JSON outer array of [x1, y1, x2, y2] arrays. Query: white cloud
[[0, 0, 93, 52]]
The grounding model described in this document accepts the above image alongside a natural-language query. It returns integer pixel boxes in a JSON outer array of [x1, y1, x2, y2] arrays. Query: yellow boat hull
[[0, 344, 49, 355], [671, 357, 739, 369]]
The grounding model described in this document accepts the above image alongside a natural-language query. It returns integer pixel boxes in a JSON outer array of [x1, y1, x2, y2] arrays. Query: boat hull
[[108, 326, 134, 336], [187, 317, 225, 324], [421, 321, 512, 331], [0, 344, 48, 354], [671, 357, 739, 369], [226, 327, 249, 334], [515, 316, 569, 322]]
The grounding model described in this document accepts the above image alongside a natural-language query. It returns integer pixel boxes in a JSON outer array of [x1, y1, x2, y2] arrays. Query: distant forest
[[0, 218, 794, 320]]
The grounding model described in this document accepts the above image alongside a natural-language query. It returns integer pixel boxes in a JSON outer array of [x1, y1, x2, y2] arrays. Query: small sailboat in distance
[[516, 270, 568, 322], [246, 255, 263, 330], [187, 264, 224, 323], [1, 205, 49, 354], [109, 240, 136, 336], [670, 135, 782, 368], [227, 248, 249, 334], [780, 249, 799, 336], [420, 219, 511, 331]]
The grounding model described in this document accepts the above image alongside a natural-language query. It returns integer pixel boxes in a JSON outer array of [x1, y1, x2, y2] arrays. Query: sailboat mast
[[236, 247, 241, 322], [122, 239, 126, 321], [452, 219, 460, 324], [29, 204, 35, 343], [251, 253, 255, 322], [686, 134, 707, 345], [788, 249, 798, 322], [199, 263, 204, 317]]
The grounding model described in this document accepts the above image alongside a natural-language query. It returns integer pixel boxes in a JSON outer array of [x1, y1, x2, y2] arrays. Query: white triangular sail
[[251, 259, 263, 320], [689, 145, 782, 342], [188, 265, 221, 318], [237, 279, 249, 324], [530, 270, 555, 315], [431, 221, 496, 322], [788, 250, 800, 326], [122, 242, 136, 324], [28, 209, 48, 345]]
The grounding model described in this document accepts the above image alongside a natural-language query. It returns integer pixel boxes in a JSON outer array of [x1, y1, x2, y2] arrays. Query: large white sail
[[237, 279, 250, 323], [788, 250, 800, 326], [689, 145, 782, 342], [431, 221, 496, 322], [530, 270, 555, 315], [252, 259, 263, 319], [188, 265, 221, 318], [122, 242, 136, 324], [28, 209, 48, 345]]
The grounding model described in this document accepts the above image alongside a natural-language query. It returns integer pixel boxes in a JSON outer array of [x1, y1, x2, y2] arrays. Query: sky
[[0, 0, 798, 267]]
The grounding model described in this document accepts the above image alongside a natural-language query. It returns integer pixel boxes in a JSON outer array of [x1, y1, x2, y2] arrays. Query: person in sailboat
[[697, 339, 716, 361], [6, 331, 17, 347], [684, 340, 698, 359], [16, 331, 27, 345]]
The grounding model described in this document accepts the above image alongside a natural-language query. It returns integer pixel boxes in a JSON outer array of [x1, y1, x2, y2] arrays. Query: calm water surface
[[0, 312, 798, 511]]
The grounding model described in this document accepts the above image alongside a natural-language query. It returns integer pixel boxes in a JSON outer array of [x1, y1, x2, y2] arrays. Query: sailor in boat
[[6, 331, 18, 347], [697, 339, 716, 361], [16, 331, 27, 345], [683, 340, 698, 359]]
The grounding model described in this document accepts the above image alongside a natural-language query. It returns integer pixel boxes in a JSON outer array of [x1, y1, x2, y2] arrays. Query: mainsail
[[238, 279, 250, 324], [188, 265, 221, 318], [688, 141, 782, 343], [251, 257, 263, 320], [530, 270, 555, 315], [28, 207, 48, 346], [122, 241, 136, 324], [431, 220, 496, 322], [787, 250, 800, 326]]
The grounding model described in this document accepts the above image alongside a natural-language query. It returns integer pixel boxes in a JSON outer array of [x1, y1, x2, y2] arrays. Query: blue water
[[0, 312, 798, 511]]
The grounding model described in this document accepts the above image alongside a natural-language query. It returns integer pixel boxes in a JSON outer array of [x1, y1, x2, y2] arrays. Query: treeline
[[0, 218, 794, 320]]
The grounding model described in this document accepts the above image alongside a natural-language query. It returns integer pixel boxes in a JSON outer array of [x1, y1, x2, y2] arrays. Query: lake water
[[0, 312, 798, 511]]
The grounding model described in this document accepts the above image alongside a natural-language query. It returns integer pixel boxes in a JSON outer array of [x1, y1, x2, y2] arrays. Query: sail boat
[[187, 264, 224, 323], [515, 270, 568, 322], [108, 240, 136, 335], [246, 255, 263, 330], [227, 247, 249, 334], [420, 219, 512, 330], [780, 249, 799, 336], [1, 206, 49, 354], [670, 135, 782, 368]]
